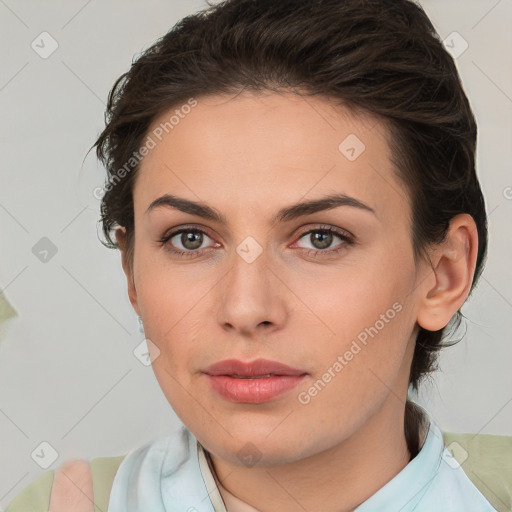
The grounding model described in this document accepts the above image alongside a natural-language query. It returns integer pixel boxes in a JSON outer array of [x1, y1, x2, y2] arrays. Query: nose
[[216, 244, 287, 338]]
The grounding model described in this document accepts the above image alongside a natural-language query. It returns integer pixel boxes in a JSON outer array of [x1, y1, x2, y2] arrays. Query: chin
[[196, 423, 324, 468], [209, 439, 305, 468]]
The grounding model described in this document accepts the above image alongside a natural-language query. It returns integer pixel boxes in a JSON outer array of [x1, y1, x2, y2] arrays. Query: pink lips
[[203, 358, 308, 404]]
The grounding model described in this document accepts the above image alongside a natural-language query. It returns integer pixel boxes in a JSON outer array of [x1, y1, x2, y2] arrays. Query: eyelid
[[293, 224, 355, 243], [160, 223, 217, 242]]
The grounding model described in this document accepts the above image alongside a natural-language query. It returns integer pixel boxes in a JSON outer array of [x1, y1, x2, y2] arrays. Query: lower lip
[[205, 374, 307, 404]]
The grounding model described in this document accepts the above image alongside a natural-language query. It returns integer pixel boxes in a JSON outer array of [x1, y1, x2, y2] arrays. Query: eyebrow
[[145, 193, 376, 225]]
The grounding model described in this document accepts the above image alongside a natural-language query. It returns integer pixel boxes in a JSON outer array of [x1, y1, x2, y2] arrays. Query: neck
[[207, 395, 418, 512]]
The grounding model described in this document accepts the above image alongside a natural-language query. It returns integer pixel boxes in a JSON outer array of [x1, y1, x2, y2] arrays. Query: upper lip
[[203, 358, 307, 377]]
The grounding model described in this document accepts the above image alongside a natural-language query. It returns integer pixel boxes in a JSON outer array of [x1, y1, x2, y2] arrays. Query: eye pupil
[[182, 231, 203, 250], [312, 231, 332, 249]]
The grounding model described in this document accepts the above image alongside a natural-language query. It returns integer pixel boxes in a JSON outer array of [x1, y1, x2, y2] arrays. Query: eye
[[158, 226, 219, 258], [293, 225, 354, 257], [158, 224, 354, 259]]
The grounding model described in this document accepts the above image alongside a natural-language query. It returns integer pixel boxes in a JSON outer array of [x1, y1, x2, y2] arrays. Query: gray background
[[0, 0, 511, 507]]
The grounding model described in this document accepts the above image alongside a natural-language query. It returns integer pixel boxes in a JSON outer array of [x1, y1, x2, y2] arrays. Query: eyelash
[[158, 224, 354, 259]]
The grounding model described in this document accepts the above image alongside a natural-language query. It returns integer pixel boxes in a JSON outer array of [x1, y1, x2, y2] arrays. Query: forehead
[[134, 91, 410, 223]]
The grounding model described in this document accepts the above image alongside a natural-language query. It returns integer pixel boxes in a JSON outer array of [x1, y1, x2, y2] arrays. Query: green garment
[[442, 431, 512, 512], [0, 292, 16, 324], [0, 291, 17, 348]]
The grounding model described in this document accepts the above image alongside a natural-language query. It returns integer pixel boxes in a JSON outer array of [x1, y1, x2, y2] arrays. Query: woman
[[6, 0, 498, 510]]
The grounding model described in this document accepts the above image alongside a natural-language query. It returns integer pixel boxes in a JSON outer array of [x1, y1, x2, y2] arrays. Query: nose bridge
[[217, 234, 284, 333], [228, 234, 272, 301]]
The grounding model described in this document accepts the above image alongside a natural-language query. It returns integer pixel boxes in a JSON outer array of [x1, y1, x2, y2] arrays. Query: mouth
[[228, 374, 280, 379], [203, 359, 308, 403], [204, 358, 307, 378]]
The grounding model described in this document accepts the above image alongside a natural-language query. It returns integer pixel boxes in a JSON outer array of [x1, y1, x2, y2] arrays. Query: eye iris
[[311, 231, 332, 249], [182, 231, 203, 250]]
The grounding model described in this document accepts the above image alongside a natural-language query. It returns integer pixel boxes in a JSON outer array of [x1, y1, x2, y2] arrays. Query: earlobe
[[416, 214, 478, 332], [115, 227, 141, 317]]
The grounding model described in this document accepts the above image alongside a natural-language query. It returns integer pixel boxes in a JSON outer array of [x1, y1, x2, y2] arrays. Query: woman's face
[[123, 91, 428, 465]]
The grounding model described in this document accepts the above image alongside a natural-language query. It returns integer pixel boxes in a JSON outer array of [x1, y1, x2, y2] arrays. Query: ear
[[115, 226, 141, 317], [416, 213, 479, 331]]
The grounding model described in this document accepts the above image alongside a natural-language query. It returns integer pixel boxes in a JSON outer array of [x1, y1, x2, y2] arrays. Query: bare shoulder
[[49, 459, 94, 512]]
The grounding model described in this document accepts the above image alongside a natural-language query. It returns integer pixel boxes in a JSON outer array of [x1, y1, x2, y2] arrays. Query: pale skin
[[115, 91, 478, 512]]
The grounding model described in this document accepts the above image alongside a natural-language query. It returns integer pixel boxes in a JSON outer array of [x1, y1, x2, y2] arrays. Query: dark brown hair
[[92, 0, 488, 457]]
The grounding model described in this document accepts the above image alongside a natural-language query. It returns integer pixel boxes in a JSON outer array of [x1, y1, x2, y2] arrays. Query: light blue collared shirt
[[107, 413, 497, 512]]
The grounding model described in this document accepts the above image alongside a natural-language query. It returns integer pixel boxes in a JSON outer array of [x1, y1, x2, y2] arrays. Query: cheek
[[141, 298, 202, 418], [290, 247, 416, 389], [134, 247, 203, 334], [292, 254, 413, 343], [295, 291, 413, 430]]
